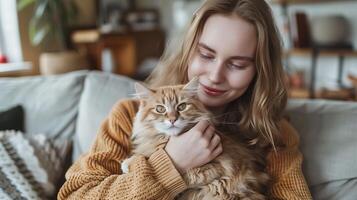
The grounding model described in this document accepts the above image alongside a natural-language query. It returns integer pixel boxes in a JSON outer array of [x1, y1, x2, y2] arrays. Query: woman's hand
[[164, 120, 222, 174]]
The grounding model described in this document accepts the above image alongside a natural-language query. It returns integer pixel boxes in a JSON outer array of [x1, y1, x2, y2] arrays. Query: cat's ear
[[183, 76, 199, 90], [183, 77, 199, 97], [134, 82, 153, 98]]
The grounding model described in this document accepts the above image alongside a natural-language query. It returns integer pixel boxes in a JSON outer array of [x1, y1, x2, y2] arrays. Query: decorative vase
[[310, 15, 350, 46], [39, 51, 89, 75]]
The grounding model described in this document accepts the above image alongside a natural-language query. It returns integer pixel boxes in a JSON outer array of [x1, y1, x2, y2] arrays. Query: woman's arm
[[57, 100, 187, 200], [266, 119, 312, 200]]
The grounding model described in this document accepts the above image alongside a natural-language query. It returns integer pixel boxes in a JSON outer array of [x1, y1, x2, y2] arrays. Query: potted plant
[[17, 0, 89, 75]]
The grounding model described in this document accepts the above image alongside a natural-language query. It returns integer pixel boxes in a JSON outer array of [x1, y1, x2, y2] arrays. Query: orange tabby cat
[[121, 78, 270, 200]]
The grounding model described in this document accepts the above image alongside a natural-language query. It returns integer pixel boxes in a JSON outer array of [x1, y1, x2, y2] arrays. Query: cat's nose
[[169, 119, 177, 124]]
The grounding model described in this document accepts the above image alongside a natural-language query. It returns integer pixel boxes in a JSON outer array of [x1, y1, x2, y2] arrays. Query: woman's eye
[[177, 103, 187, 111], [227, 63, 246, 70], [200, 53, 213, 59], [155, 105, 166, 113], [198, 51, 214, 60]]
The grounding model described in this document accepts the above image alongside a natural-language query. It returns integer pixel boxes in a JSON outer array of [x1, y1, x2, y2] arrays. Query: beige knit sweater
[[58, 99, 312, 200]]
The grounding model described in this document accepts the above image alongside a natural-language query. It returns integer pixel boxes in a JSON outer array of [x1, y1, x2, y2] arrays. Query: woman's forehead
[[199, 14, 257, 59]]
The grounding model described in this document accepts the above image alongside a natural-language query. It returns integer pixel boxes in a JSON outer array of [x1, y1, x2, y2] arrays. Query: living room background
[[1, 0, 357, 101]]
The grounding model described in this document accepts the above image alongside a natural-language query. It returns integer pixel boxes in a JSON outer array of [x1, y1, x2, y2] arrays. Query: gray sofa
[[1, 70, 356, 199]]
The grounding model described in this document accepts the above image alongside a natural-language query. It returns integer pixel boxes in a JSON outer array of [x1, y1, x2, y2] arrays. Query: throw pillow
[[28, 134, 72, 196], [0, 130, 71, 199], [0, 105, 24, 132]]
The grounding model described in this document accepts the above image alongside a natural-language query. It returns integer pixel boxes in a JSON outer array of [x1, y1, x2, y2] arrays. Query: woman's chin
[[198, 92, 224, 107]]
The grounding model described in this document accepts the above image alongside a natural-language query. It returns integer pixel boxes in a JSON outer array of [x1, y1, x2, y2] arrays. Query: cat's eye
[[177, 103, 187, 111], [155, 105, 166, 113]]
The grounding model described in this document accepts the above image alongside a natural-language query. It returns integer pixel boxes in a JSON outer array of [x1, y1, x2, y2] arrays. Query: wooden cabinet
[[72, 29, 165, 77]]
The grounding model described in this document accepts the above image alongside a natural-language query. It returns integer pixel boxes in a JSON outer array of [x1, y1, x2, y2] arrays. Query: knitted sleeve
[[57, 99, 187, 200], [267, 119, 312, 200]]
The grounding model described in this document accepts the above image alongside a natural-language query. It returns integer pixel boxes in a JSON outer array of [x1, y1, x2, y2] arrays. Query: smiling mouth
[[200, 84, 227, 96]]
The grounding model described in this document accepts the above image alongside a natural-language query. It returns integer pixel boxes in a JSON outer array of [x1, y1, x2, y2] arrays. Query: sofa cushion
[[0, 71, 87, 139], [73, 71, 135, 160], [311, 178, 357, 200], [286, 99, 357, 199]]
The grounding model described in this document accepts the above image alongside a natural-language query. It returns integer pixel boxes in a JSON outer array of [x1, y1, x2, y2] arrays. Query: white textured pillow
[[0, 130, 71, 199]]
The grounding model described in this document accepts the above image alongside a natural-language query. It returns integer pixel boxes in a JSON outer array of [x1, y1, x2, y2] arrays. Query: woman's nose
[[209, 62, 225, 83]]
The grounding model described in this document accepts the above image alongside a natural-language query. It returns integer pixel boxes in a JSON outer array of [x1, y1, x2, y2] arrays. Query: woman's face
[[188, 14, 257, 109]]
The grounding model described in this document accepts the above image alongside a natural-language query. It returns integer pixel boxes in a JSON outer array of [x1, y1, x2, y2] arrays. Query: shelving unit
[[285, 48, 357, 98], [271, 0, 354, 4], [286, 48, 357, 57], [271, 0, 357, 100]]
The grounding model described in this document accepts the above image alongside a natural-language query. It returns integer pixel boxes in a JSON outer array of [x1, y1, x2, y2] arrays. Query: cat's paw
[[121, 157, 132, 174]]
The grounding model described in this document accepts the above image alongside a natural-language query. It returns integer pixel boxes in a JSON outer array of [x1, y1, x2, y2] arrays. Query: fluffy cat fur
[[121, 78, 270, 200]]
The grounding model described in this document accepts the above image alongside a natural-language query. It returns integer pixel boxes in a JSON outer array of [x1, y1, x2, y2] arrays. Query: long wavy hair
[[146, 0, 287, 148]]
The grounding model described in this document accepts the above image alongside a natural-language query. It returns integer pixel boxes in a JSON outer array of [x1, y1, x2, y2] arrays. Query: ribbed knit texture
[[58, 99, 312, 200]]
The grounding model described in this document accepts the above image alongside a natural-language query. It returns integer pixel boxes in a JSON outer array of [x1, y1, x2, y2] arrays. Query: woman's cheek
[[228, 68, 256, 89], [188, 57, 204, 80]]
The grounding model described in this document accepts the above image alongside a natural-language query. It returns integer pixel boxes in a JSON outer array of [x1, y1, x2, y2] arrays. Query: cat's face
[[136, 79, 211, 136]]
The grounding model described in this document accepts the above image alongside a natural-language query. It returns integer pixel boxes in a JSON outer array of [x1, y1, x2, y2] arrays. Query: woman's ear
[[183, 77, 199, 97], [134, 82, 153, 98]]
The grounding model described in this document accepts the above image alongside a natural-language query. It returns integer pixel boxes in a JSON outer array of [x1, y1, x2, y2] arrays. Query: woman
[[58, 0, 312, 199]]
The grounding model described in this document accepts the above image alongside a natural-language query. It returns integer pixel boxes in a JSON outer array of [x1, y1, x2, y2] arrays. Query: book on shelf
[[290, 12, 311, 48], [71, 29, 100, 43]]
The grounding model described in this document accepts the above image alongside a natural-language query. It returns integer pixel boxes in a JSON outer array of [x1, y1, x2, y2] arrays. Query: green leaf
[[34, 0, 49, 20], [17, 0, 36, 11], [29, 18, 50, 46], [22, 0, 78, 49]]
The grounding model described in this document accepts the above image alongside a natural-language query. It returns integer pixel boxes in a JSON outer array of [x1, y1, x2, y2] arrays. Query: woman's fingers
[[211, 143, 223, 159], [193, 120, 210, 133], [209, 134, 221, 151], [203, 125, 215, 144]]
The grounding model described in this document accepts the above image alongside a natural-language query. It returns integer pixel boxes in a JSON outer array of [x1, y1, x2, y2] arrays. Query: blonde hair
[[146, 0, 287, 148]]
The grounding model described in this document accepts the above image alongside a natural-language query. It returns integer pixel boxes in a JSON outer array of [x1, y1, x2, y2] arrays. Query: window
[[0, 0, 31, 72]]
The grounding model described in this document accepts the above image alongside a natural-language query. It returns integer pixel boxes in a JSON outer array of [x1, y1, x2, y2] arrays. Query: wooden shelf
[[271, 0, 355, 4], [315, 88, 355, 101], [289, 87, 355, 101], [285, 48, 357, 57], [289, 88, 310, 99]]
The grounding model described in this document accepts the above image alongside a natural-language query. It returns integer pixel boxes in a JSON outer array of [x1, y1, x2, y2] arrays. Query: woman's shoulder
[[100, 99, 140, 139], [277, 119, 300, 149], [111, 98, 140, 118]]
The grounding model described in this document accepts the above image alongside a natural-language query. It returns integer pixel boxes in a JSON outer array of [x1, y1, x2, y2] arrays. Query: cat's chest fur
[[130, 108, 170, 157]]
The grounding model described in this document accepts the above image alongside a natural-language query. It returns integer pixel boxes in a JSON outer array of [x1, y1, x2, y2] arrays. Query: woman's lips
[[201, 84, 226, 96]]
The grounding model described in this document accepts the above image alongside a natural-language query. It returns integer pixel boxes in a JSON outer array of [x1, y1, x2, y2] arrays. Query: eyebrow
[[198, 42, 254, 62]]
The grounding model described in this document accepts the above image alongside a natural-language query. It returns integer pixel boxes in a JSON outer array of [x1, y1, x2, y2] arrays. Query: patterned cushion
[[0, 131, 71, 199]]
